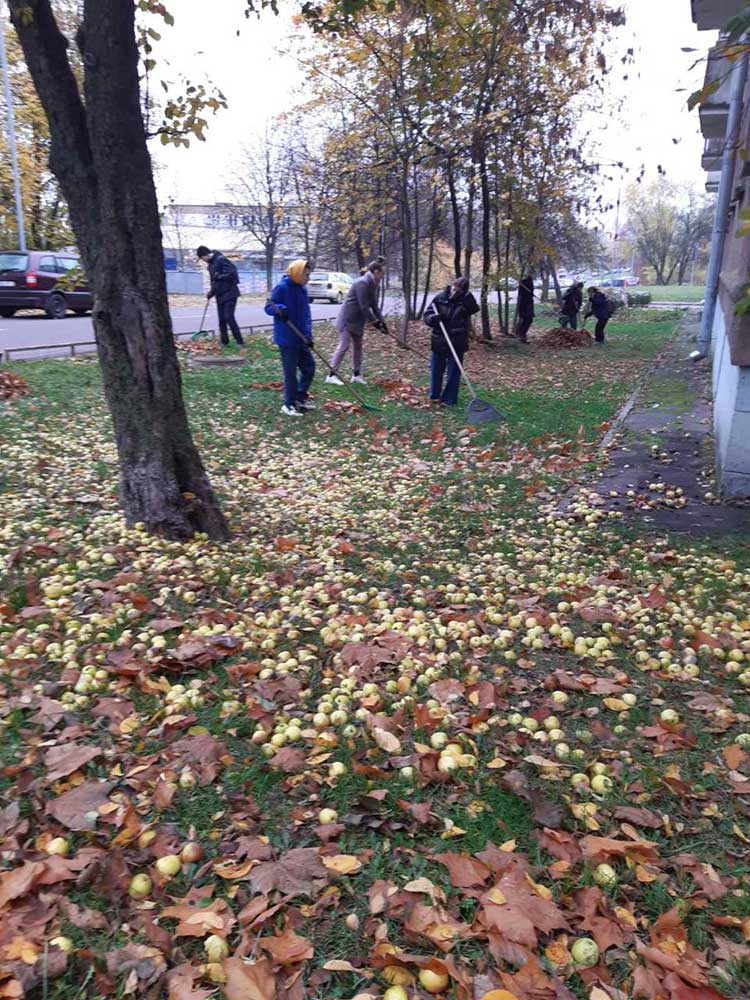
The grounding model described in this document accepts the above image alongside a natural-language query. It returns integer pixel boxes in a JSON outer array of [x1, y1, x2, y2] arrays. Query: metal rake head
[[466, 397, 505, 425]]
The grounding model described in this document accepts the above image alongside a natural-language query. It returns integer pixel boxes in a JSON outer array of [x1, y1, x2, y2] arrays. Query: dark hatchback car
[[0, 250, 93, 319]]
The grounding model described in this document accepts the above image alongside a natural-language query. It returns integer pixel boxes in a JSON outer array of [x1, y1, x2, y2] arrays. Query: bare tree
[[232, 131, 291, 292]]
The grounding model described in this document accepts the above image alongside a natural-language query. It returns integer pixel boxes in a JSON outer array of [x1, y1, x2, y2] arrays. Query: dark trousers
[[516, 315, 533, 341], [560, 312, 578, 330], [594, 317, 608, 343], [279, 342, 316, 408], [217, 297, 244, 346], [430, 349, 463, 406]]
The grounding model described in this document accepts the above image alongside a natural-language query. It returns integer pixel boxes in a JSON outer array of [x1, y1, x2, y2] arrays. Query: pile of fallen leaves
[[174, 337, 221, 356], [535, 327, 593, 349], [374, 376, 433, 408], [0, 370, 30, 400]]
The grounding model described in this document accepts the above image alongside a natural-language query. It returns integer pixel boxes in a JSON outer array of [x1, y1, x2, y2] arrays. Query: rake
[[439, 320, 505, 425], [190, 300, 211, 341], [278, 312, 381, 413]]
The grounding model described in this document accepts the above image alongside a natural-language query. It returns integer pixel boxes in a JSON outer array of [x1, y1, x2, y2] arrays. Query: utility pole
[[0, 14, 26, 251]]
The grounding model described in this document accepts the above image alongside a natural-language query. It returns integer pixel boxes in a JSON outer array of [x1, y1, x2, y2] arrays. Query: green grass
[[638, 284, 705, 302]]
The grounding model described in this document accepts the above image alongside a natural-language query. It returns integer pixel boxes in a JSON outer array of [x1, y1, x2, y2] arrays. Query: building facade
[[160, 203, 303, 292], [693, 0, 750, 496]]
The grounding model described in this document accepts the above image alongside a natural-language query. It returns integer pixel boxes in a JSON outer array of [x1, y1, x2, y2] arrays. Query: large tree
[[5, 0, 231, 539]]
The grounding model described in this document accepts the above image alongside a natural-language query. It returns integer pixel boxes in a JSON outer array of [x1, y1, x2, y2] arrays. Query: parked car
[[0, 250, 93, 319], [307, 270, 353, 304]]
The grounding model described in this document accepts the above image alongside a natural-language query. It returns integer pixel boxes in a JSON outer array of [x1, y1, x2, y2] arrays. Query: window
[[56, 258, 80, 272], [0, 253, 28, 272], [38, 256, 57, 273]]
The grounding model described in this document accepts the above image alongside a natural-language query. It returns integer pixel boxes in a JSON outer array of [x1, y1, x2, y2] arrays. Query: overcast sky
[[151, 0, 717, 226]]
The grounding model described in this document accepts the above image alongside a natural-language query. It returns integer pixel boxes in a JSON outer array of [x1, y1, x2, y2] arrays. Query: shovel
[[191, 300, 211, 341], [439, 320, 505, 425], [275, 310, 380, 413]]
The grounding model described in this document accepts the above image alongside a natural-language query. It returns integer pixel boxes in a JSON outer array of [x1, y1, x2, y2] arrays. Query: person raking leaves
[[196, 246, 245, 347], [326, 260, 388, 386], [424, 277, 479, 406], [584, 286, 613, 344], [265, 260, 316, 417]]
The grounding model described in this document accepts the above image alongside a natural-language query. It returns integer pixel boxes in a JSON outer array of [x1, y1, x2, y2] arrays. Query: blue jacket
[[265, 275, 312, 347]]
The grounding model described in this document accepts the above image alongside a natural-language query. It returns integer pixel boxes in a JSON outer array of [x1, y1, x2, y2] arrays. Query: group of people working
[[515, 275, 612, 344], [196, 247, 613, 415]]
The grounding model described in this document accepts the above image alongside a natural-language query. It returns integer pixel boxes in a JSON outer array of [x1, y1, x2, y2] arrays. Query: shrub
[[626, 291, 652, 308]]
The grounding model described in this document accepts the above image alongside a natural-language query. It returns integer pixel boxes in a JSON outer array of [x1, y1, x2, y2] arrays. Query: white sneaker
[[297, 399, 316, 410], [325, 373, 344, 385], [281, 404, 303, 417], [351, 375, 367, 384]]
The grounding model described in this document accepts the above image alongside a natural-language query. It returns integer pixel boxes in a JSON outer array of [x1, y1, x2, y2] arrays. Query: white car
[[307, 271, 353, 304]]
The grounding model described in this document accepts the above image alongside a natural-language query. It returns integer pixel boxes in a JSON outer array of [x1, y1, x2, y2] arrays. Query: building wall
[[704, 41, 750, 497]]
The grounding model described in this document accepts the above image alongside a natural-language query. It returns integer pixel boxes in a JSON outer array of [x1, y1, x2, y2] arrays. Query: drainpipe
[[693, 47, 750, 359]]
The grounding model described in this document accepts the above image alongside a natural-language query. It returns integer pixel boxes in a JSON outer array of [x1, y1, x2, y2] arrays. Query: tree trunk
[[418, 187, 438, 319], [463, 161, 476, 282], [541, 261, 550, 303], [549, 257, 562, 306], [398, 160, 412, 342], [265, 242, 274, 294], [446, 158, 462, 279], [478, 151, 492, 341], [10, 0, 228, 540]]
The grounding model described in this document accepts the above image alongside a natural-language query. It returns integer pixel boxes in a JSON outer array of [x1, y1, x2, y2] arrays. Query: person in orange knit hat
[[264, 259, 315, 417]]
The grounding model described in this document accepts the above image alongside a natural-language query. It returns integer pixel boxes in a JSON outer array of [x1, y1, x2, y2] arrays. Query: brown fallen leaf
[[43, 744, 101, 782], [223, 957, 276, 1000], [431, 852, 491, 888], [46, 781, 114, 831], [0, 862, 45, 909], [166, 964, 216, 1000], [249, 848, 328, 898], [260, 925, 314, 966]]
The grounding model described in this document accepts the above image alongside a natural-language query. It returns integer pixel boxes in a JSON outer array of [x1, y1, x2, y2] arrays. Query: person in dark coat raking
[[516, 275, 535, 342], [424, 277, 479, 406], [585, 287, 612, 344], [197, 246, 244, 347], [560, 281, 583, 330]]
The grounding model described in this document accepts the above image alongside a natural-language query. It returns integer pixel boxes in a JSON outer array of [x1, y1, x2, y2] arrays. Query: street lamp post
[[0, 14, 26, 251]]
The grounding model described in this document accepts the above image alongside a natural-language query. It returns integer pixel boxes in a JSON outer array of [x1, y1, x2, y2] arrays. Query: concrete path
[[575, 310, 750, 536]]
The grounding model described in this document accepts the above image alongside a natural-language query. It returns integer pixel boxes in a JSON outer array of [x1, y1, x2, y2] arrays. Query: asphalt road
[[0, 301, 348, 361]]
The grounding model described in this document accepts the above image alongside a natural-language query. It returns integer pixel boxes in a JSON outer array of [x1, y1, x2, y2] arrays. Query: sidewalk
[[572, 310, 750, 535]]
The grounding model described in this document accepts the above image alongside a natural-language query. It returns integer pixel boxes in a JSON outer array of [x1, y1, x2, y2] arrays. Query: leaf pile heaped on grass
[[1, 316, 750, 1000]]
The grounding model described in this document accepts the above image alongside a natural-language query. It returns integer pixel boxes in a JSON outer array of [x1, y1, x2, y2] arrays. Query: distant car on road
[[0, 250, 93, 319], [307, 270, 354, 304]]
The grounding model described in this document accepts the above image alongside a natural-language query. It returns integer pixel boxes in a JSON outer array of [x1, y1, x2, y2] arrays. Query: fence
[[1, 317, 330, 363], [165, 268, 286, 296]]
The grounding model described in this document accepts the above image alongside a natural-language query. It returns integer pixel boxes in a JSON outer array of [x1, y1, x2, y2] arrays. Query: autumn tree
[[0, 7, 75, 248], [626, 179, 714, 285], [298, 0, 624, 339]]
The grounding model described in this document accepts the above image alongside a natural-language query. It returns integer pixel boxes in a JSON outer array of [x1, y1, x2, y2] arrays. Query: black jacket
[[588, 291, 611, 320], [517, 278, 535, 319], [424, 287, 480, 354], [561, 284, 582, 317], [208, 252, 240, 305]]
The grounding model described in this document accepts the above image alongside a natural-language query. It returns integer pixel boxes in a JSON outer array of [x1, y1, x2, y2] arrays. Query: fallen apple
[[571, 937, 599, 967], [593, 863, 618, 888], [419, 968, 449, 993], [128, 873, 152, 900], [204, 934, 229, 962]]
